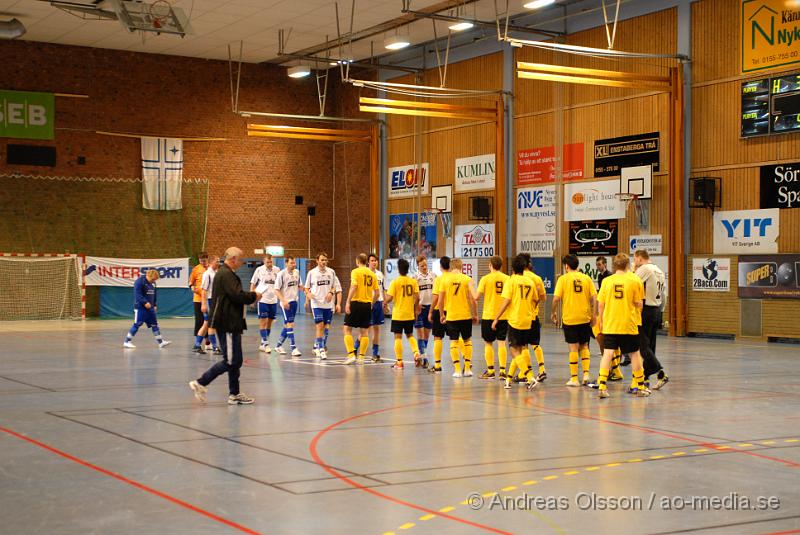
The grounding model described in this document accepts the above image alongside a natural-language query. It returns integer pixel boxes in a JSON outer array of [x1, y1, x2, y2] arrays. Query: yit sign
[[713, 209, 780, 254]]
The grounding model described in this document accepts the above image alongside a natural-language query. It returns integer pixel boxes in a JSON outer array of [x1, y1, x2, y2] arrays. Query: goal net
[[0, 255, 83, 320]]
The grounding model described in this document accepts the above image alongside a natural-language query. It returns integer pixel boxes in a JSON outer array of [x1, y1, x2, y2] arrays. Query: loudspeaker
[[471, 197, 490, 220], [307, 206, 316, 216], [692, 178, 715, 205], [7, 144, 56, 167], [295, 195, 303, 205]]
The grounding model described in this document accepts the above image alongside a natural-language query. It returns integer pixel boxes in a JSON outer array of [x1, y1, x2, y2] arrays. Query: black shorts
[[391, 319, 414, 335], [445, 319, 473, 341], [507, 325, 535, 347], [345, 301, 372, 329], [528, 319, 542, 346], [563, 322, 592, 344], [432, 309, 446, 338], [481, 319, 508, 342], [603, 333, 640, 354]]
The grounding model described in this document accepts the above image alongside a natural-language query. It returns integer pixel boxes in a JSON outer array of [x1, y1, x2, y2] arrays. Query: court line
[[646, 515, 800, 534], [309, 400, 515, 535], [0, 426, 262, 535]]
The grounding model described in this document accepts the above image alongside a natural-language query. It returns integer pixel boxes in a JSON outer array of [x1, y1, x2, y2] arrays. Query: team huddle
[[122, 248, 668, 403]]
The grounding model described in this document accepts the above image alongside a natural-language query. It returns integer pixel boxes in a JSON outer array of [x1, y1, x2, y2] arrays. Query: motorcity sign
[[516, 186, 556, 257], [0, 90, 55, 140], [760, 161, 800, 208], [388, 163, 430, 199], [85, 257, 190, 287]]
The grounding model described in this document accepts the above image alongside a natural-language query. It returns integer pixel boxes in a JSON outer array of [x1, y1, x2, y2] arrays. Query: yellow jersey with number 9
[[477, 271, 510, 320]]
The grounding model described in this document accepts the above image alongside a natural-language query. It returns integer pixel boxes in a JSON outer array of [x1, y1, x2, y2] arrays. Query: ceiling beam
[[401, 9, 563, 38]]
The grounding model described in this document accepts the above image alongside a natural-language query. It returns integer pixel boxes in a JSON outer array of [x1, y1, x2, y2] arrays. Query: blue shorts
[[281, 301, 298, 323], [133, 306, 157, 328], [371, 302, 385, 326], [258, 302, 277, 319], [312, 307, 333, 325], [414, 305, 432, 329], [203, 298, 212, 321]]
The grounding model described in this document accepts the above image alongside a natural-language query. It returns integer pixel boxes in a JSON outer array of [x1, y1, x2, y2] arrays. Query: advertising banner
[[630, 234, 663, 254], [569, 220, 619, 256], [0, 90, 55, 140], [85, 257, 190, 288], [760, 162, 800, 209], [741, 0, 800, 73], [692, 258, 731, 292], [516, 186, 557, 257], [563, 179, 626, 221], [517, 143, 584, 184], [455, 153, 495, 192], [713, 208, 779, 254], [594, 132, 660, 177], [388, 212, 438, 260], [738, 254, 800, 298], [455, 224, 496, 259], [388, 163, 430, 199]]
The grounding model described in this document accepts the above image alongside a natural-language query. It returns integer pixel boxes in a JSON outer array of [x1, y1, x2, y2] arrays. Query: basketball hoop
[[615, 192, 638, 211], [149, 0, 172, 29]]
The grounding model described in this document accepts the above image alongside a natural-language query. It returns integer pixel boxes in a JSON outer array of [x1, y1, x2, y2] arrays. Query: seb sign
[[388, 163, 430, 199], [0, 90, 55, 140], [713, 208, 780, 254]]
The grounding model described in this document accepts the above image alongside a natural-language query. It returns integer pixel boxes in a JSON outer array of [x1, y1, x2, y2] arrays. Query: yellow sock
[[409, 336, 420, 356], [580, 347, 591, 375], [498, 344, 507, 374], [359, 337, 369, 358], [598, 367, 609, 391], [519, 349, 531, 378], [450, 345, 462, 374], [394, 338, 403, 362], [344, 334, 355, 356], [634, 369, 645, 389], [433, 338, 443, 368], [568, 351, 579, 380], [458, 337, 466, 354], [508, 355, 518, 377], [484, 344, 495, 372], [535, 345, 546, 373], [464, 340, 473, 372]]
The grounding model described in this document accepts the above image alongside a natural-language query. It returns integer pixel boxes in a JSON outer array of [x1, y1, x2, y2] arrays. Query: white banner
[[85, 257, 190, 287], [388, 163, 430, 199], [516, 186, 557, 257], [431, 258, 478, 283], [629, 234, 663, 254], [563, 179, 625, 221], [455, 224, 496, 258], [713, 209, 779, 254], [141, 137, 183, 210], [692, 258, 731, 292], [455, 153, 495, 192]]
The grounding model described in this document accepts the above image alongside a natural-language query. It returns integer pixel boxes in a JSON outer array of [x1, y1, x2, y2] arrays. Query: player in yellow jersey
[[494, 255, 541, 390], [426, 256, 450, 373], [474, 256, 509, 379], [343, 254, 377, 365], [439, 258, 478, 378], [384, 259, 421, 370], [551, 254, 596, 387], [518, 253, 547, 382], [596, 254, 648, 399]]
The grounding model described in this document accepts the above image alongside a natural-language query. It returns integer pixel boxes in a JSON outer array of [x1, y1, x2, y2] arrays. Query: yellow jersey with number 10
[[387, 276, 419, 321]]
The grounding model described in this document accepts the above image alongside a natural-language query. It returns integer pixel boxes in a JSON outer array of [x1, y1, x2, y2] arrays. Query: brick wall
[[0, 40, 372, 312]]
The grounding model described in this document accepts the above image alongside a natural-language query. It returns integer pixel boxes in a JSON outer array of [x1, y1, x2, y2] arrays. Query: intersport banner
[[85, 257, 190, 287]]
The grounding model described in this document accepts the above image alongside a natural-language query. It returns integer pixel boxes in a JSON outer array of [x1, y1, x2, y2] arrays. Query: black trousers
[[193, 302, 208, 341], [638, 320, 663, 379], [197, 331, 243, 395], [642, 305, 661, 354]]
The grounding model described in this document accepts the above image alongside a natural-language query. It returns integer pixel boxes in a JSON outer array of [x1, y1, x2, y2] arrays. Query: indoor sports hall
[[1, 1, 798, 534]]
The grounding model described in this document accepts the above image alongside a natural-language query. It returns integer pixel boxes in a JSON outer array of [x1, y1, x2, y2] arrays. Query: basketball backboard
[[430, 185, 452, 213], [620, 165, 653, 200]]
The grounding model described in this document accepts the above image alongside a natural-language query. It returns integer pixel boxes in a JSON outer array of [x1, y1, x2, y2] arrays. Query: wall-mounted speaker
[[7, 144, 56, 167]]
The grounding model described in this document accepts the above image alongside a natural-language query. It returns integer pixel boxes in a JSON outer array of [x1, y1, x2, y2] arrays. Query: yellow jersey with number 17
[[501, 274, 537, 330], [524, 270, 546, 319], [477, 271, 510, 320], [350, 266, 377, 303], [386, 276, 419, 321], [442, 272, 473, 321]]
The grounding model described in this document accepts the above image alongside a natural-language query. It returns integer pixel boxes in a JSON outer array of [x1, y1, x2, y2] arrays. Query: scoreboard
[[741, 72, 800, 138]]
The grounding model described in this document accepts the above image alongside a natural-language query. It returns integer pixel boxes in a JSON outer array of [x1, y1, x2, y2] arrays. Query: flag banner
[[141, 137, 183, 210], [85, 257, 189, 287]]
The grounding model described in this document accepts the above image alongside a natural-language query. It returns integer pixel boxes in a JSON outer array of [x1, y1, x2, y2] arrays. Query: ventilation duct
[[0, 18, 25, 39]]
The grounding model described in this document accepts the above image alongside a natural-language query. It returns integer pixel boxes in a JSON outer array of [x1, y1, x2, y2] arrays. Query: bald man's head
[[224, 247, 244, 271]]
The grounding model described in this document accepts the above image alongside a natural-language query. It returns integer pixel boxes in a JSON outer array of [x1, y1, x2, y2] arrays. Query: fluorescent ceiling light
[[384, 35, 411, 50], [523, 0, 556, 9], [448, 21, 474, 31], [287, 65, 311, 78]]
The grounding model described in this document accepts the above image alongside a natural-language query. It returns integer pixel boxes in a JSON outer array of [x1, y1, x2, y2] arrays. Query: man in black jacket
[[190, 247, 261, 405]]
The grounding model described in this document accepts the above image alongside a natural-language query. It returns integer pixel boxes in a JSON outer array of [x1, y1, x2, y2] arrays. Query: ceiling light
[[523, 0, 556, 9], [384, 35, 411, 50], [287, 65, 311, 78], [448, 21, 474, 32]]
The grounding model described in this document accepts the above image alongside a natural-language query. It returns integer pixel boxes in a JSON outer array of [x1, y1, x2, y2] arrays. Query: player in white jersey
[[413, 254, 435, 367], [273, 256, 304, 357], [367, 253, 386, 362], [634, 250, 669, 389], [194, 255, 220, 354], [250, 254, 281, 353], [304, 252, 341, 360]]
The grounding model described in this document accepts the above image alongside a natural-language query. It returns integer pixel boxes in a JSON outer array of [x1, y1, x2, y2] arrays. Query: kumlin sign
[[741, 0, 800, 73], [455, 154, 495, 192], [388, 163, 430, 199]]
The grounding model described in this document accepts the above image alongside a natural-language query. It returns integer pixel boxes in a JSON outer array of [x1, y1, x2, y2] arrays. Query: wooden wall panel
[[691, 0, 741, 84], [763, 300, 800, 338]]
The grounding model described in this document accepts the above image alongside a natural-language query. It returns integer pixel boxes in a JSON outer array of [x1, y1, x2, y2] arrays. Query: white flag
[[141, 137, 183, 210]]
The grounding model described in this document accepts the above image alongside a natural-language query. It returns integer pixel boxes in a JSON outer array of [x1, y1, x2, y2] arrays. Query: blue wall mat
[[100, 287, 194, 318]]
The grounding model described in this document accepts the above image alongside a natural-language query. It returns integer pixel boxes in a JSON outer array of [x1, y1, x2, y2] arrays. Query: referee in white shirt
[[634, 250, 669, 390]]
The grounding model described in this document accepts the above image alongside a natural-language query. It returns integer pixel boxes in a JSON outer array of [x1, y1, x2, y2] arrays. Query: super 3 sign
[[388, 163, 430, 199]]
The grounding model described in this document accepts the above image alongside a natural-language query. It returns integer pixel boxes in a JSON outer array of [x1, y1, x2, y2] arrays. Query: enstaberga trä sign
[[760, 161, 800, 209], [455, 153, 495, 192], [692, 258, 731, 292]]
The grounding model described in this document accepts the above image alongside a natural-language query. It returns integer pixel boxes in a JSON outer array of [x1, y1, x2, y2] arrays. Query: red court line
[[308, 401, 514, 535], [762, 530, 800, 535], [0, 426, 262, 535]]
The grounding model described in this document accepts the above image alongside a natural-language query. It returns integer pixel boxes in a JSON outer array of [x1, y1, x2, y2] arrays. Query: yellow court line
[[738, 443, 753, 447], [650, 455, 666, 460], [458, 499, 469, 505], [606, 462, 622, 467], [543, 475, 559, 480], [786, 439, 799, 443], [717, 445, 731, 450], [694, 448, 708, 453], [672, 452, 686, 456], [419, 514, 435, 521], [382, 532, 396, 535], [628, 458, 643, 463], [762, 441, 776, 445], [399, 523, 415, 530], [438, 506, 455, 513], [502, 486, 517, 491], [585, 466, 600, 471], [564, 471, 580, 476]]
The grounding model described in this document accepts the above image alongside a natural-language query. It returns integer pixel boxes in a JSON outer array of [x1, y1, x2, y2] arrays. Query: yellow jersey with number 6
[[554, 270, 596, 325]]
